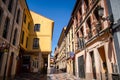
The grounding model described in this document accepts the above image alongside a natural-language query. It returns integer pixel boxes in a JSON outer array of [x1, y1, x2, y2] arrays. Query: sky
[[26, 0, 76, 56]]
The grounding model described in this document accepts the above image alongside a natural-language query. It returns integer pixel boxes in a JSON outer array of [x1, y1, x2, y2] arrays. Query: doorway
[[98, 46, 108, 80], [78, 55, 85, 78], [22, 55, 30, 73]]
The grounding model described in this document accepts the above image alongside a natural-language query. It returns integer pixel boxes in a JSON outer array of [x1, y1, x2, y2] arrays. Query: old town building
[[54, 46, 59, 69], [0, 0, 54, 79], [0, 0, 23, 79], [17, 6, 54, 74], [50, 56, 54, 67], [54, 0, 120, 80], [109, 0, 120, 74], [72, 0, 118, 80], [57, 27, 66, 72], [16, 0, 35, 74], [65, 19, 75, 75], [30, 11, 54, 73], [54, 27, 67, 72]]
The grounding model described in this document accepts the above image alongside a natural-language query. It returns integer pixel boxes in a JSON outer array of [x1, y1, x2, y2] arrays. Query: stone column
[[11, 53, 17, 79], [86, 52, 92, 80], [0, 52, 7, 79], [75, 55, 79, 78], [47, 54, 50, 74], [38, 52, 41, 72], [104, 42, 112, 80], [94, 49, 101, 80]]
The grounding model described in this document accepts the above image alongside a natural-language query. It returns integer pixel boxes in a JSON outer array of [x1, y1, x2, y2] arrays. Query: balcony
[[77, 37, 85, 50], [66, 52, 74, 60]]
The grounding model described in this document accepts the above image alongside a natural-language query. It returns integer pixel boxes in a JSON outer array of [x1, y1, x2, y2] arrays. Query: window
[[33, 60, 38, 68], [28, 22, 30, 30], [34, 24, 40, 31], [84, 0, 89, 8], [24, 14, 26, 23], [21, 31, 24, 44], [69, 32, 70, 42], [2, 17, 10, 39], [71, 28, 73, 39], [78, 37, 85, 49], [2, 0, 6, 3], [94, 7, 100, 21], [79, 7, 82, 15], [72, 42, 74, 51], [12, 28, 17, 45], [26, 37, 28, 48], [80, 27, 84, 36], [87, 17, 92, 39], [16, 9, 20, 24], [94, 7, 102, 33], [0, 8, 3, 24], [22, 56, 30, 64], [33, 38, 39, 49], [8, 0, 13, 12]]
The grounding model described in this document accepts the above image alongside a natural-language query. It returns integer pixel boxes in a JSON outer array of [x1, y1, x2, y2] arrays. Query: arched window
[[2, 0, 6, 3], [2, 17, 10, 39], [8, 0, 14, 12], [16, 9, 20, 23], [12, 28, 17, 45], [0, 7, 3, 25]]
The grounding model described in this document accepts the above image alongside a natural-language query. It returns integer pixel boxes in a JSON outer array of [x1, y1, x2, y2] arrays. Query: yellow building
[[30, 11, 54, 73], [17, 6, 54, 73], [16, 0, 34, 74]]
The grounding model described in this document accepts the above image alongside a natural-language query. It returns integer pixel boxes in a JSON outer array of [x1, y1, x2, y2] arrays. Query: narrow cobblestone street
[[15, 68, 80, 80], [48, 73, 80, 80], [47, 67, 80, 80]]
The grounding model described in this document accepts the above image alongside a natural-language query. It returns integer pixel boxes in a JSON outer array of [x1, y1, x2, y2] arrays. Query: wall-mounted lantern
[[97, 6, 114, 22], [97, 6, 104, 17]]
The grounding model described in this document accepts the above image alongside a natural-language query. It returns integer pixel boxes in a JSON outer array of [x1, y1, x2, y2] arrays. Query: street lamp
[[97, 6, 104, 17], [0, 42, 9, 80], [97, 6, 114, 22]]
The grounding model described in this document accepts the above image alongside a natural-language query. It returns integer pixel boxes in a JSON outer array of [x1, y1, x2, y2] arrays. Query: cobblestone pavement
[[47, 68, 80, 80], [47, 73, 80, 80], [14, 68, 80, 80]]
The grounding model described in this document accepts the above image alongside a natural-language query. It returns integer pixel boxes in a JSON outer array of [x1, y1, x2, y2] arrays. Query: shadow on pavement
[[15, 72, 47, 80]]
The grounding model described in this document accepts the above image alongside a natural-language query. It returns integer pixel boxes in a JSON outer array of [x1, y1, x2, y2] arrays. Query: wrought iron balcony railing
[[77, 37, 85, 50]]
